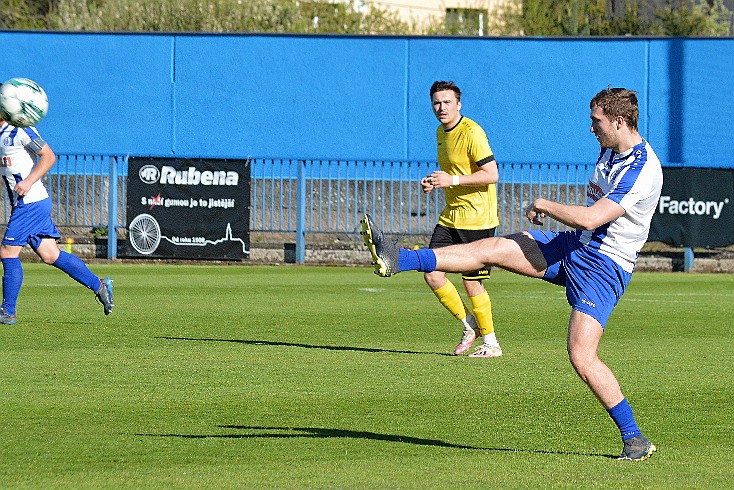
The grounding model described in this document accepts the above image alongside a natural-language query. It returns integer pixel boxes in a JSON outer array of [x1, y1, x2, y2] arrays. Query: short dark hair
[[430, 80, 461, 101], [590, 87, 639, 131]]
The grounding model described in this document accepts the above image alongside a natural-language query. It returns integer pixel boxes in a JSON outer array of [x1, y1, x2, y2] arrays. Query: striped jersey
[[0, 122, 50, 206], [436, 116, 499, 230], [580, 139, 663, 272]]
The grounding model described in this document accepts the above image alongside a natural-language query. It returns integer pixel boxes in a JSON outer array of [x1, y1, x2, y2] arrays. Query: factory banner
[[649, 168, 733, 247], [125, 157, 250, 259]]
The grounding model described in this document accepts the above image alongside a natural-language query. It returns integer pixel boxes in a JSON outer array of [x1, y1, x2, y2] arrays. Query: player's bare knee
[[0, 245, 20, 260], [571, 364, 592, 384], [462, 278, 485, 296], [568, 352, 593, 382], [36, 248, 60, 265], [424, 271, 444, 289], [40, 254, 57, 265]]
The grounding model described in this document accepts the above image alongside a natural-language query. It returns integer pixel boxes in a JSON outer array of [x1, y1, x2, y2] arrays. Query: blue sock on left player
[[607, 398, 642, 440], [398, 248, 436, 272], [52, 251, 101, 291], [2, 257, 24, 314]]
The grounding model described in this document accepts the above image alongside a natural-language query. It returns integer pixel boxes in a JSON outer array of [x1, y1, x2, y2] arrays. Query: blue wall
[[2, 31, 733, 167]]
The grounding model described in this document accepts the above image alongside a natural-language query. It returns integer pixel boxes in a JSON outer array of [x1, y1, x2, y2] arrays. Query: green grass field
[[0, 263, 732, 489]]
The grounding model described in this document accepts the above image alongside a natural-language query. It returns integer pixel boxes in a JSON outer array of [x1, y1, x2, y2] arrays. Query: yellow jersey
[[436, 116, 499, 230]]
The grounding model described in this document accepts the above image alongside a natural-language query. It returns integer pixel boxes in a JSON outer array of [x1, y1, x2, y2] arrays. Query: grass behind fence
[[0, 264, 732, 488]]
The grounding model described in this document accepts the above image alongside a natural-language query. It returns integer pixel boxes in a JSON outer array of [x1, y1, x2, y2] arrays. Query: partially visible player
[[0, 114, 113, 325], [420, 80, 502, 358], [362, 87, 660, 461]]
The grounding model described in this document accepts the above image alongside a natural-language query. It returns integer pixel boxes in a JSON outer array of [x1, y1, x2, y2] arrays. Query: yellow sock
[[469, 290, 495, 336], [433, 281, 468, 321]]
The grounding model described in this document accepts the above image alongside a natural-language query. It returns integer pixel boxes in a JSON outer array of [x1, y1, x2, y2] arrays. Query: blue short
[[527, 230, 632, 328], [2, 198, 60, 250]]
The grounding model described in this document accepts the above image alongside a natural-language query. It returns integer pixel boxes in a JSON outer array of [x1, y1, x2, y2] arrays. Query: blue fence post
[[107, 156, 118, 259], [683, 247, 694, 272], [296, 160, 306, 263]]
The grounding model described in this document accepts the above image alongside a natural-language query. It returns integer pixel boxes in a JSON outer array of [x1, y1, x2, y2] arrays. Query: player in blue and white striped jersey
[[0, 117, 113, 325], [361, 87, 661, 461], [580, 137, 663, 274]]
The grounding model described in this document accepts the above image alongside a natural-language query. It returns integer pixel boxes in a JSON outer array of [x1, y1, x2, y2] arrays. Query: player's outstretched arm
[[527, 197, 624, 230]]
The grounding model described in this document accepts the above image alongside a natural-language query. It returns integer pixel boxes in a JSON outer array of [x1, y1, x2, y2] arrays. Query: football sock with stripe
[[52, 251, 101, 291], [398, 248, 436, 272], [607, 398, 642, 441], [1, 257, 23, 315], [432, 280, 468, 322]]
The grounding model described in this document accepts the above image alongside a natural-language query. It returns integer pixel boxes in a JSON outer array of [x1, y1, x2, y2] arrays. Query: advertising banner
[[125, 157, 250, 259], [649, 168, 733, 247]]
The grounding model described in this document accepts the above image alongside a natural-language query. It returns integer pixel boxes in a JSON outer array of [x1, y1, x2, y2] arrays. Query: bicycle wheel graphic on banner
[[129, 213, 161, 255]]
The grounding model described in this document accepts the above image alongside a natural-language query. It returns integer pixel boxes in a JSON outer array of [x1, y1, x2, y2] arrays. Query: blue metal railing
[[0, 155, 593, 261]]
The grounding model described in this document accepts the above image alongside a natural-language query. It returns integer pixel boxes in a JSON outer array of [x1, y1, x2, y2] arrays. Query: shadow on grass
[[158, 336, 454, 356], [137, 425, 613, 458]]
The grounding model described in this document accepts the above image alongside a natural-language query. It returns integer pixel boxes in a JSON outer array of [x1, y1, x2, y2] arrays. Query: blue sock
[[398, 248, 437, 272], [2, 257, 23, 315], [607, 398, 642, 441], [52, 251, 101, 291]]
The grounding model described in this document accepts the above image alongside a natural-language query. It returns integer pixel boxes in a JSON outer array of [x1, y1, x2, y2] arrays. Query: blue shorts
[[528, 230, 632, 328], [2, 198, 60, 250]]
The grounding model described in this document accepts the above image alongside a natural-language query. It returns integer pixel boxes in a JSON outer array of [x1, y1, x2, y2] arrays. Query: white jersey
[[0, 122, 50, 206], [580, 139, 663, 273]]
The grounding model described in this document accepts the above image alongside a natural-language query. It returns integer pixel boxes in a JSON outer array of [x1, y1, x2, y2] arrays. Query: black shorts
[[428, 224, 497, 281]]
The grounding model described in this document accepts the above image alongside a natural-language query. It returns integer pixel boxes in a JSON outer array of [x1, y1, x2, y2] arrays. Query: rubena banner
[[125, 157, 251, 259], [649, 168, 733, 247]]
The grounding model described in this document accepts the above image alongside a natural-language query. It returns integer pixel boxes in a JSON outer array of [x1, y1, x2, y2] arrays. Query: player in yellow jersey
[[420, 81, 502, 358]]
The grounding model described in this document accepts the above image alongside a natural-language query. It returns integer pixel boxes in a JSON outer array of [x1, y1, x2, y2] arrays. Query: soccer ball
[[0, 77, 49, 128]]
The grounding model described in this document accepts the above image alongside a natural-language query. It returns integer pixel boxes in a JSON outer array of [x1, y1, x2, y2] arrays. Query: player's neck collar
[[443, 115, 463, 133]]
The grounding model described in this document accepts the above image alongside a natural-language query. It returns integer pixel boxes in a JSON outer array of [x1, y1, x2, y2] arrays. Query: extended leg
[[361, 214, 546, 279]]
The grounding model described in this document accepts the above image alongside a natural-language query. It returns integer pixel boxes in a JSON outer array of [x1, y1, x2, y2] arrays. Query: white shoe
[[454, 315, 479, 355], [468, 343, 503, 358]]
